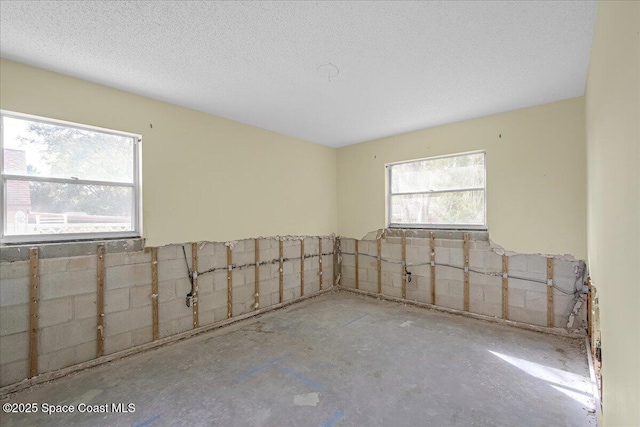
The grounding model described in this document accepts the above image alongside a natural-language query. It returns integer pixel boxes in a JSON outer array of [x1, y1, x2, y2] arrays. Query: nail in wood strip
[[377, 238, 382, 294], [354, 240, 359, 290], [300, 239, 305, 296], [318, 238, 323, 291]]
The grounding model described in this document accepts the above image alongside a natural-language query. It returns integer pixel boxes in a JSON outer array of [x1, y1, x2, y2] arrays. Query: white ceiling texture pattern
[[0, 1, 598, 147]]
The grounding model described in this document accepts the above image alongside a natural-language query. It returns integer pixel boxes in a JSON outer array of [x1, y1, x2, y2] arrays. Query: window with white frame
[[1, 111, 141, 243], [387, 151, 486, 229]]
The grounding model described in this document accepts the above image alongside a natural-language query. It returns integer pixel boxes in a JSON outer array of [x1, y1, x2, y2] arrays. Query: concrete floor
[[1, 291, 596, 427]]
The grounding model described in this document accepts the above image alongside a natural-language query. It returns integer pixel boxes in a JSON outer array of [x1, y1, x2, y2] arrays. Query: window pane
[[390, 191, 484, 225], [5, 180, 133, 236], [391, 153, 484, 193], [2, 116, 134, 182]]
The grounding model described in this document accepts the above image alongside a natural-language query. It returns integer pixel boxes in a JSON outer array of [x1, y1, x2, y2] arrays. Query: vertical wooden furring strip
[[254, 239, 260, 310], [192, 242, 199, 327], [300, 239, 305, 296], [401, 231, 407, 299], [151, 247, 159, 341], [279, 239, 284, 302], [377, 238, 382, 294], [318, 238, 323, 291], [502, 254, 509, 320], [354, 240, 360, 290], [227, 245, 233, 318], [430, 232, 436, 305], [332, 236, 337, 287], [28, 248, 39, 378], [463, 233, 470, 312], [547, 257, 554, 328], [96, 245, 106, 358]]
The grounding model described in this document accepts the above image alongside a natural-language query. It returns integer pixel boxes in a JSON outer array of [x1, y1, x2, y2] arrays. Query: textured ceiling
[[0, 1, 597, 147]]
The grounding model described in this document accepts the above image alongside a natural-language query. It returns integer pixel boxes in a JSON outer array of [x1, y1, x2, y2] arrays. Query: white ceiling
[[0, 1, 598, 147]]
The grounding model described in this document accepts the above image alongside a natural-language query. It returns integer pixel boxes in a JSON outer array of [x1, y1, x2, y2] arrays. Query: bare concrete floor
[[1, 291, 596, 427]]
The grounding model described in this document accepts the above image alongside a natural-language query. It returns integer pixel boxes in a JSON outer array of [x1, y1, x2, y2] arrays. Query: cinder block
[[198, 275, 214, 295], [470, 284, 484, 302], [157, 258, 189, 281], [407, 238, 429, 247], [508, 306, 546, 327], [382, 242, 402, 261], [157, 245, 178, 261], [213, 242, 228, 255], [283, 241, 301, 259], [0, 332, 28, 364], [129, 284, 152, 308], [527, 255, 548, 275], [106, 263, 151, 289], [105, 288, 130, 314], [525, 291, 548, 312], [508, 255, 528, 273], [449, 248, 464, 267], [381, 284, 401, 298], [158, 299, 191, 323], [434, 247, 449, 264], [73, 293, 97, 320], [39, 346, 75, 373], [358, 280, 375, 293], [39, 257, 69, 273], [131, 326, 152, 347], [470, 300, 501, 318], [40, 318, 96, 354], [0, 359, 27, 387], [105, 331, 132, 355], [199, 309, 216, 326], [448, 280, 464, 297], [104, 306, 152, 337], [436, 294, 463, 311], [554, 260, 579, 281], [198, 289, 228, 312], [469, 250, 486, 269], [508, 278, 543, 292], [158, 318, 180, 339], [341, 239, 355, 254], [40, 269, 95, 300], [158, 280, 176, 302], [508, 288, 526, 308], [0, 260, 28, 280], [232, 269, 246, 287], [213, 270, 228, 291], [68, 255, 97, 271], [233, 251, 253, 268], [175, 277, 192, 297], [40, 297, 73, 327], [406, 246, 428, 266], [483, 285, 503, 304], [0, 277, 28, 307], [0, 304, 28, 336], [75, 340, 96, 364]]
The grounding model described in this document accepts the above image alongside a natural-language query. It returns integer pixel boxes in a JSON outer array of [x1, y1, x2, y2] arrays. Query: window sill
[[0, 237, 145, 262]]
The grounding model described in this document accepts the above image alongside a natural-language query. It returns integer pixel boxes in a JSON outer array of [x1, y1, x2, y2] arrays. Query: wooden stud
[[254, 239, 260, 310], [463, 233, 470, 312], [318, 238, 323, 290], [28, 248, 39, 378], [430, 232, 436, 305], [547, 257, 554, 328], [192, 242, 199, 327], [354, 240, 359, 290], [279, 239, 284, 302], [502, 254, 509, 320], [227, 245, 233, 319], [332, 236, 337, 287], [401, 231, 407, 299], [151, 247, 159, 341], [96, 245, 106, 358], [300, 239, 305, 296], [377, 237, 382, 294]]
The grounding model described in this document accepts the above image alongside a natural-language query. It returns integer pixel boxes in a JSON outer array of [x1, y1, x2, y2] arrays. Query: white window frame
[[0, 110, 143, 244], [387, 151, 487, 230]]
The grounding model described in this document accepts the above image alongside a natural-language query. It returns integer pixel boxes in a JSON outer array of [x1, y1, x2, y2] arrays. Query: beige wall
[[0, 59, 338, 247], [337, 98, 587, 259], [586, 2, 640, 425]]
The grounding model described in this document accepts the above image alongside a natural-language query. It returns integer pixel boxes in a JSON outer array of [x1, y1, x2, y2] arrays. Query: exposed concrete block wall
[[341, 229, 587, 332], [0, 235, 335, 388]]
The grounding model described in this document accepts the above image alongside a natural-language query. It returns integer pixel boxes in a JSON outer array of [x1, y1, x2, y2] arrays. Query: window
[[387, 151, 486, 229], [1, 111, 141, 243]]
